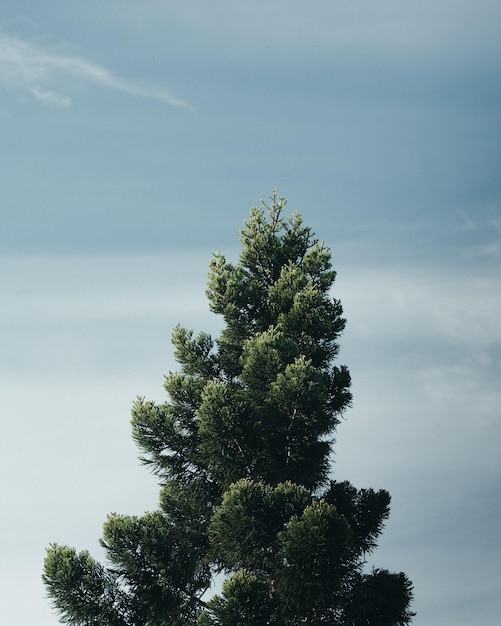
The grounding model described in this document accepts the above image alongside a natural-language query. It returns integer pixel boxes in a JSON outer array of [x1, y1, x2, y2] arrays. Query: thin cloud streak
[[0, 32, 193, 109]]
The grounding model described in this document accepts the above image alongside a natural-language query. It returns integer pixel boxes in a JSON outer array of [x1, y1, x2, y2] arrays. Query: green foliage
[[209, 479, 311, 573], [43, 191, 414, 625], [275, 499, 357, 621], [205, 570, 275, 626], [323, 480, 392, 556], [42, 545, 127, 626], [343, 568, 416, 626]]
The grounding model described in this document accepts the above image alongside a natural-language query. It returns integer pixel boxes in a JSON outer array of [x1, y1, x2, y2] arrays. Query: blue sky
[[1, 2, 500, 624]]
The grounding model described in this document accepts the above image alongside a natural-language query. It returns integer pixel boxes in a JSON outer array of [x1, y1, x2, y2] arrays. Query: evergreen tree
[[43, 192, 414, 625]]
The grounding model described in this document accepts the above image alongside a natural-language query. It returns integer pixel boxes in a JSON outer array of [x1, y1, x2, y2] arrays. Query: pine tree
[[43, 192, 415, 625]]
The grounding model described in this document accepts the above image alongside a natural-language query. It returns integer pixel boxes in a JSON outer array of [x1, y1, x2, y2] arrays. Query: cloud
[[93, 0, 501, 66], [0, 32, 193, 109], [29, 85, 71, 107], [459, 209, 501, 260]]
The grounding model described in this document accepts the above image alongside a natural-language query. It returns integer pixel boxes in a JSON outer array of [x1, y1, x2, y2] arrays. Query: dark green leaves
[[43, 545, 127, 626], [204, 570, 275, 626], [324, 481, 392, 556], [342, 568, 416, 626], [171, 325, 218, 379], [209, 479, 311, 572], [208, 480, 367, 624], [198, 380, 260, 486], [275, 500, 356, 618], [100, 512, 209, 625], [43, 193, 413, 626]]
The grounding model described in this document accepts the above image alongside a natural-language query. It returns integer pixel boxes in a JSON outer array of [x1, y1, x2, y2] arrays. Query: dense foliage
[[44, 192, 414, 625]]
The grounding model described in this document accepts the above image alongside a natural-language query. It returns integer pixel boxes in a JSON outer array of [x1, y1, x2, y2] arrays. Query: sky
[[1, 1, 500, 624]]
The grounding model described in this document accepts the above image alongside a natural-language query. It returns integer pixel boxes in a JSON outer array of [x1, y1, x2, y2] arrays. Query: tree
[[44, 192, 415, 625]]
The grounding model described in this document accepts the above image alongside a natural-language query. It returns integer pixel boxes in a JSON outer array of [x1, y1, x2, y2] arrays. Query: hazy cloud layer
[[86, 0, 501, 62], [0, 32, 192, 108]]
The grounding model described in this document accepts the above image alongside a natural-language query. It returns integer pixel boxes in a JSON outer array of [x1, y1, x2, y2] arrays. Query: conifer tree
[[43, 192, 414, 625]]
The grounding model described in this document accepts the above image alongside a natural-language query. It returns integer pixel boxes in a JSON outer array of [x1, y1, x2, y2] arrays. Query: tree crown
[[43, 192, 414, 626]]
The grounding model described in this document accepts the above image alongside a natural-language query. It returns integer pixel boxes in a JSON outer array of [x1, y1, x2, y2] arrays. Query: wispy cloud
[[0, 32, 193, 109]]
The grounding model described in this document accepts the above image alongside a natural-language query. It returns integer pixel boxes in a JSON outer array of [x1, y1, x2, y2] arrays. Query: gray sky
[[1, 2, 500, 624]]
